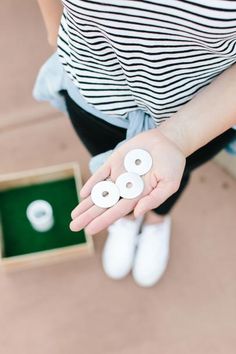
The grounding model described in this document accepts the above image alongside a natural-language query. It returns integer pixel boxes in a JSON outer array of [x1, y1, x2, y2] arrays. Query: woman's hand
[[70, 128, 186, 235]]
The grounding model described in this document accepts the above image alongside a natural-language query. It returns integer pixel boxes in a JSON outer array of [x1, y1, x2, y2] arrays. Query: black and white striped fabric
[[57, 0, 236, 126]]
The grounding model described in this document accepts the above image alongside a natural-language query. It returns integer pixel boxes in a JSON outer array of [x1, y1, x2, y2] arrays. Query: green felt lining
[[0, 177, 86, 258]]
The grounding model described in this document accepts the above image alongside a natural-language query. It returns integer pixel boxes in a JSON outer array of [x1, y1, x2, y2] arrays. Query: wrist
[[157, 118, 192, 157]]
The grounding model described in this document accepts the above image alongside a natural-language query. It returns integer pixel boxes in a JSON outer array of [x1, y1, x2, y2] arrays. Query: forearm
[[37, 0, 63, 47], [158, 63, 236, 157]]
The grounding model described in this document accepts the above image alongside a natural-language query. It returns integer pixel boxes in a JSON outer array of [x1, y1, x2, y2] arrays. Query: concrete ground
[[0, 2, 236, 353]]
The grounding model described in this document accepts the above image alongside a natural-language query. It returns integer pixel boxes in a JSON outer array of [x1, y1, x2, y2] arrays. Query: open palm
[[70, 129, 186, 235]]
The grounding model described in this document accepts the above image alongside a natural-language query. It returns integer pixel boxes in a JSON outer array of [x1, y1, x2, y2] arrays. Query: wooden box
[[0, 163, 94, 270]]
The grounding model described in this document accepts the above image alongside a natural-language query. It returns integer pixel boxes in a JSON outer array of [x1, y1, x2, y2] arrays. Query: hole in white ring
[[135, 158, 141, 166], [35, 210, 46, 218], [126, 182, 133, 189], [102, 191, 109, 197]]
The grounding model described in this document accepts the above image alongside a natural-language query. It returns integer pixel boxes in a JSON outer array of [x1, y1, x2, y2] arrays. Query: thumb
[[134, 181, 174, 217], [80, 163, 111, 198]]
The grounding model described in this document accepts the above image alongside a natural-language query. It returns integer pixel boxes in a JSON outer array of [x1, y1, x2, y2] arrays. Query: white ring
[[91, 181, 120, 208], [124, 148, 152, 176], [26, 200, 54, 232], [115, 172, 144, 199]]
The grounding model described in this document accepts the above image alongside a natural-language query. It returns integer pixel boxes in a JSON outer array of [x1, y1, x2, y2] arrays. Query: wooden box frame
[[0, 163, 94, 270]]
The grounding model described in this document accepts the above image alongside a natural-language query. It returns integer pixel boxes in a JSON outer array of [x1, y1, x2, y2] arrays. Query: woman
[[37, 0, 236, 287]]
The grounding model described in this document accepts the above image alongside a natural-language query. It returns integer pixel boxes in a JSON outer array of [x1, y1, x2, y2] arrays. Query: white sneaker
[[132, 215, 171, 287], [102, 216, 143, 280]]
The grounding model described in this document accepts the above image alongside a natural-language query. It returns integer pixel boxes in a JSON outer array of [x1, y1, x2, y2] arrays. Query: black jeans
[[62, 91, 236, 215]]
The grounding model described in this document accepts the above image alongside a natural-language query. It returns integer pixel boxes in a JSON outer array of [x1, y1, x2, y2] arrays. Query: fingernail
[[134, 211, 143, 218], [80, 188, 86, 197], [70, 220, 82, 232], [71, 209, 79, 219]]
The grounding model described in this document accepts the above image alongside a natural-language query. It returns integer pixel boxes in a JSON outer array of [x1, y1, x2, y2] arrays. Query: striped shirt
[[57, 0, 236, 126]]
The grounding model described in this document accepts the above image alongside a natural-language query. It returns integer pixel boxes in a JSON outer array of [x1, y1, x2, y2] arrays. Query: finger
[[134, 181, 175, 217], [80, 163, 111, 198], [85, 197, 138, 235], [71, 196, 94, 219], [70, 204, 105, 232]]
